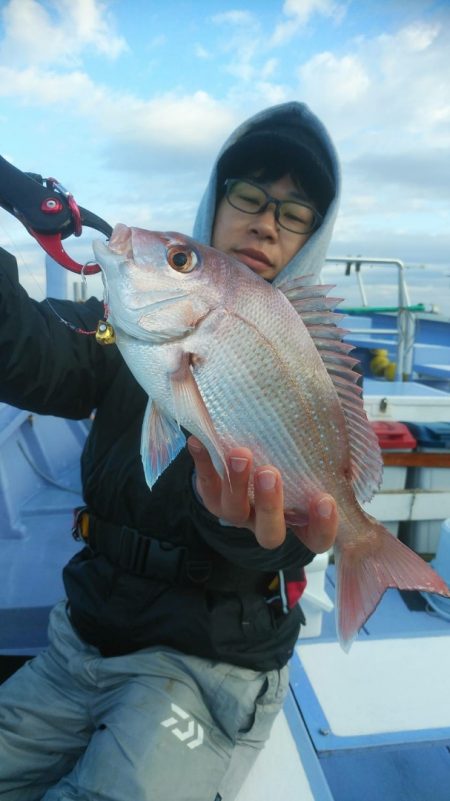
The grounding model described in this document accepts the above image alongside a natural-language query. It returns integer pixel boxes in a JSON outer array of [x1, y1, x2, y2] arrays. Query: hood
[[192, 101, 340, 286]]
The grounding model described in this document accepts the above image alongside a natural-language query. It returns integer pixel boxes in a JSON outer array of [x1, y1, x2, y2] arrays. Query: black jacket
[[0, 247, 315, 670]]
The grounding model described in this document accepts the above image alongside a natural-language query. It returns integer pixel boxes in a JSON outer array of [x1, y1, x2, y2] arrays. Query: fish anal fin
[[335, 523, 450, 651], [141, 399, 186, 489], [171, 354, 229, 482]]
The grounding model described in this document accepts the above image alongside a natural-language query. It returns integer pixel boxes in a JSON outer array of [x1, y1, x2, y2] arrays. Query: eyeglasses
[[224, 178, 322, 235]]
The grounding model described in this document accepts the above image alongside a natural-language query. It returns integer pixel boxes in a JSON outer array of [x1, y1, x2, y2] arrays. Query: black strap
[[73, 509, 270, 593], [74, 510, 212, 585]]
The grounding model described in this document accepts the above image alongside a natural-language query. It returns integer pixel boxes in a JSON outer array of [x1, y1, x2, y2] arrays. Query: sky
[[0, 0, 449, 302]]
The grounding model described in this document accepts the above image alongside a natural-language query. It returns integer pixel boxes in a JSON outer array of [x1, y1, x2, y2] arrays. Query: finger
[[295, 494, 338, 553], [219, 448, 253, 526], [187, 436, 222, 516], [253, 466, 286, 549]]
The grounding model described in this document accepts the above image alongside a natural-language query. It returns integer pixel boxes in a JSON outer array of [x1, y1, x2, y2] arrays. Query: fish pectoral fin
[[170, 354, 229, 483], [141, 399, 186, 489], [138, 299, 200, 343]]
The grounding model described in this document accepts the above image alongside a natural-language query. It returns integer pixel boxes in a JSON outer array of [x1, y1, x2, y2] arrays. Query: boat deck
[[3, 569, 449, 801], [237, 572, 450, 801]]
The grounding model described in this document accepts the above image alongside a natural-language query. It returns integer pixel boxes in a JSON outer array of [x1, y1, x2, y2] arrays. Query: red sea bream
[[93, 224, 450, 650]]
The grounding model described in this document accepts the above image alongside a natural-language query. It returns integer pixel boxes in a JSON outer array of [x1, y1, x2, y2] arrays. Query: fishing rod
[[0, 154, 112, 274]]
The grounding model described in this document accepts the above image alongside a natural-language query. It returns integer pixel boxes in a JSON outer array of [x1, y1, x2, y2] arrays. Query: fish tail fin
[[335, 522, 450, 651]]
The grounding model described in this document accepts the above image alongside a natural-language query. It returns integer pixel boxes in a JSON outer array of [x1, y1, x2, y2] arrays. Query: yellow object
[[79, 511, 89, 540], [383, 361, 397, 381], [369, 349, 396, 381], [95, 320, 116, 345], [370, 353, 389, 375]]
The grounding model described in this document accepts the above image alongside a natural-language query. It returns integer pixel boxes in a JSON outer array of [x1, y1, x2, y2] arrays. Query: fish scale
[[93, 224, 450, 651], [192, 313, 334, 505]]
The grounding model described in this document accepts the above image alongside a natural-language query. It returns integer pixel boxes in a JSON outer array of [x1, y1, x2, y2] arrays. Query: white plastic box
[[375, 474, 406, 538], [301, 552, 334, 637], [404, 423, 450, 555], [407, 464, 450, 553], [368, 421, 417, 537], [362, 378, 450, 423]]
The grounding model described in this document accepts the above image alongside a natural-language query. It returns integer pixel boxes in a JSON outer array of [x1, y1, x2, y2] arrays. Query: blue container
[[404, 422, 450, 450]]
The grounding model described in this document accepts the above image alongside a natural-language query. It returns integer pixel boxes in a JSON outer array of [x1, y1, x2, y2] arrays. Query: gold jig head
[[95, 320, 116, 345]]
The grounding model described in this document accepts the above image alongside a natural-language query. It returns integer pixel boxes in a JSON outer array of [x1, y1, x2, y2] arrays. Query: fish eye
[[167, 247, 198, 273]]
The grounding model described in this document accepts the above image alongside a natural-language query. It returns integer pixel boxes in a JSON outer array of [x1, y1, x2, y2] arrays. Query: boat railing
[[323, 257, 417, 381]]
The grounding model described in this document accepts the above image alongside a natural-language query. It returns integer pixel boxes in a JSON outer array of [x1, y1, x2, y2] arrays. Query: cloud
[[210, 8, 262, 83], [297, 19, 450, 151], [2, 1, 449, 276], [195, 44, 211, 60], [211, 10, 256, 26], [207, 1, 345, 95], [290, 13, 450, 268], [331, 227, 450, 270], [347, 150, 450, 199], [0, 0, 127, 67], [271, 0, 346, 46], [99, 91, 238, 167], [148, 34, 167, 50], [261, 58, 278, 79], [0, 65, 103, 107], [0, 58, 237, 162], [397, 19, 441, 51], [300, 52, 370, 106]]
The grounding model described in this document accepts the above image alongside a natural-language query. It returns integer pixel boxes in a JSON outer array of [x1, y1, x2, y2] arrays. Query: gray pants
[[0, 601, 288, 800]]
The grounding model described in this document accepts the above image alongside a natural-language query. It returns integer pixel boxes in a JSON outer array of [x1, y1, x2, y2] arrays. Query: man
[[0, 101, 339, 800]]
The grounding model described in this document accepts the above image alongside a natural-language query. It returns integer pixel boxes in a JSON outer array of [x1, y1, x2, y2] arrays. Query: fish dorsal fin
[[277, 275, 383, 503]]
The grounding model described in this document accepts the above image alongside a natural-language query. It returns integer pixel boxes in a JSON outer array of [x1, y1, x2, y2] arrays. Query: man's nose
[[249, 201, 279, 237]]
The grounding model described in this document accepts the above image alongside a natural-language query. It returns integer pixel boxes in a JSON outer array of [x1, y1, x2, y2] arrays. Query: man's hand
[[187, 436, 338, 553]]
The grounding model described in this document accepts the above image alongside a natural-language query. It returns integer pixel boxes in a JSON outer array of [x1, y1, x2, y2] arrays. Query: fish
[[93, 224, 450, 650]]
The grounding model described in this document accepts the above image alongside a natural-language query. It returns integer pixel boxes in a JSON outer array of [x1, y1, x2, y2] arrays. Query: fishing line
[[44, 261, 104, 336], [44, 298, 98, 336], [1, 212, 114, 342], [44, 294, 113, 343]]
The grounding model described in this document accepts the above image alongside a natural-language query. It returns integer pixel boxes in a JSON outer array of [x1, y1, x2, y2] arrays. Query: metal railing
[[322, 257, 417, 380]]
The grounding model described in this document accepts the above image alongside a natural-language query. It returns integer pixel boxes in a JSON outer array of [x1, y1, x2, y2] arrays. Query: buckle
[[72, 506, 89, 541], [142, 539, 185, 583], [70, 510, 213, 585], [185, 560, 212, 584]]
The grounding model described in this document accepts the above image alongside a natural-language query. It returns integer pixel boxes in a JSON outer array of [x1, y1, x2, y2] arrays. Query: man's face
[[211, 174, 312, 280]]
